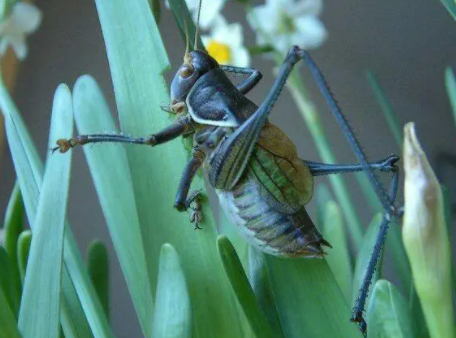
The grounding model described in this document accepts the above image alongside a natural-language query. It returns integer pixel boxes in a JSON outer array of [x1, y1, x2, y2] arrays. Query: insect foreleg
[[305, 155, 399, 176], [220, 65, 263, 94], [351, 166, 400, 336], [53, 116, 194, 153]]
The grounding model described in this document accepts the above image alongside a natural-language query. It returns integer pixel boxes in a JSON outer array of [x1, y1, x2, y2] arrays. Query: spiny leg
[[350, 167, 400, 336], [52, 116, 194, 153], [174, 148, 206, 229], [301, 51, 398, 215], [221, 65, 263, 94], [209, 46, 313, 190], [305, 155, 399, 176]]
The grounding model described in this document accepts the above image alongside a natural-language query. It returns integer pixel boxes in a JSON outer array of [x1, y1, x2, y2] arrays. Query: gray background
[[1, 0, 456, 337]]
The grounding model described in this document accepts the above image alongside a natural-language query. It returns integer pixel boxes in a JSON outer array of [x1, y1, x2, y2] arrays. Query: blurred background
[[0, 0, 455, 336]]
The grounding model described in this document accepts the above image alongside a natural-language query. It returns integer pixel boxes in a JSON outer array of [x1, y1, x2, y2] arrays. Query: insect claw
[[320, 238, 332, 248]]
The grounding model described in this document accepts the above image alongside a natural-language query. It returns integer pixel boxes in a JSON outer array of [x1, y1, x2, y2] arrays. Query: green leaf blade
[[3, 182, 24, 314], [445, 67, 456, 129], [73, 74, 153, 335], [367, 280, 416, 338], [93, 0, 243, 336], [217, 236, 276, 338], [352, 214, 383, 306], [0, 75, 112, 338], [266, 256, 362, 338], [322, 200, 352, 302], [151, 244, 191, 338], [0, 287, 20, 338], [87, 240, 110, 320], [18, 84, 73, 338]]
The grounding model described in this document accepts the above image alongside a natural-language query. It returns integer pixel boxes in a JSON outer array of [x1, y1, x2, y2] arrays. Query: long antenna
[[194, 0, 202, 50]]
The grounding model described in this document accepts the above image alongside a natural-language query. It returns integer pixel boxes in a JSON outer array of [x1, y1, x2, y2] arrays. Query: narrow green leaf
[[87, 240, 109, 320], [352, 213, 383, 306], [3, 182, 23, 313], [17, 230, 31, 282], [0, 246, 15, 315], [367, 280, 416, 338], [219, 209, 249, 271], [168, 0, 205, 52], [151, 244, 191, 338], [149, 0, 160, 23], [60, 269, 95, 338], [445, 67, 456, 128], [93, 0, 243, 336], [248, 247, 285, 338], [266, 256, 362, 338], [0, 287, 20, 338], [322, 201, 352, 303], [218, 236, 276, 338], [316, 184, 332, 228], [366, 71, 403, 146], [18, 84, 73, 338], [0, 75, 112, 337], [437, 0, 456, 20], [73, 75, 153, 334]]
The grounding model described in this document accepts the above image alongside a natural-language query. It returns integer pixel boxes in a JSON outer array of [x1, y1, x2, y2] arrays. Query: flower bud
[[402, 122, 455, 338]]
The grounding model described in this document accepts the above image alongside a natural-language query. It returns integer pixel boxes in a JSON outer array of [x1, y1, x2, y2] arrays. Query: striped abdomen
[[217, 168, 331, 258]]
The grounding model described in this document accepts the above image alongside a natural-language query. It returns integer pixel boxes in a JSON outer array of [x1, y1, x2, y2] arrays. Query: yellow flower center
[[207, 40, 231, 64]]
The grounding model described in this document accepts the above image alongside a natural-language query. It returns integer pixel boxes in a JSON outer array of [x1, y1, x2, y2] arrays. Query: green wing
[[248, 123, 314, 214]]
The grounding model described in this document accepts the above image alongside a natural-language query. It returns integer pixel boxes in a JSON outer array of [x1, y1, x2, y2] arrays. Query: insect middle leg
[[174, 147, 206, 229]]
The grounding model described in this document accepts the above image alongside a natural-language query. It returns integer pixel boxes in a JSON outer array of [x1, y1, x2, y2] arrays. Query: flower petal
[[231, 47, 250, 67], [292, 0, 323, 17], [294, 16, 327, 49], [12, 2, 42, 34], [11, 37, 27, 60]]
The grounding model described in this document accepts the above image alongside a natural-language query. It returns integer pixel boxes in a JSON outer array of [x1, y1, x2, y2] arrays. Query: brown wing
[[247, 122, 314, 214]]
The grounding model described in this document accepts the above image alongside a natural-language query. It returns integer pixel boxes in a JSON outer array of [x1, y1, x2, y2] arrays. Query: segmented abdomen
[[217, 169, 328, 258]]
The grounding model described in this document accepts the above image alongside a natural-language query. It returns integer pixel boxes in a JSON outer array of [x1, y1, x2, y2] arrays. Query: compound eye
[[180, 64, 194, 78]]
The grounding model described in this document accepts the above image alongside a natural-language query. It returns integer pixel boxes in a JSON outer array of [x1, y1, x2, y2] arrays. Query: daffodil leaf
[[60, 269, 94, 338], [322, 200, 352, 303], [437, 0, 456, 20], [0, 246, 15, 316], [248, 247, 285, 338], [266, 256, 362, 338], [151, 244, 191, 338], [316, 184, 333, 228], [219, 209, 249, 270], [73, 74, 153, 335], [149, 0, 160, 23], [17, 230, 31, 283], [18, 84, 73, 338], [367, 280, 416, 338], [87, 240, 110, 320], [218, 236, 276, 338], [93, 0, 242, 336], [352, 213, 383, 306], [444, 67, 456, 129], [3, 182, 23, 314], [0, 286, 20, 338], [0, 75, 112, 338], [366, 71, 402, 147], [168, 0, 205, 52]]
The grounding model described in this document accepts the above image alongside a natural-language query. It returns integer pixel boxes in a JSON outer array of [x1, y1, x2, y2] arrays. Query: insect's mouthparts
[[171, 101, 187, 114]]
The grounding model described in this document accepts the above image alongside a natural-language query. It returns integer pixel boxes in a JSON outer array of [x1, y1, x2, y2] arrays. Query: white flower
[[0, 2, 42, 60], [166, 0, 226, 30], [247, 0, 327, 54], [202, 16, 250, 67]]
